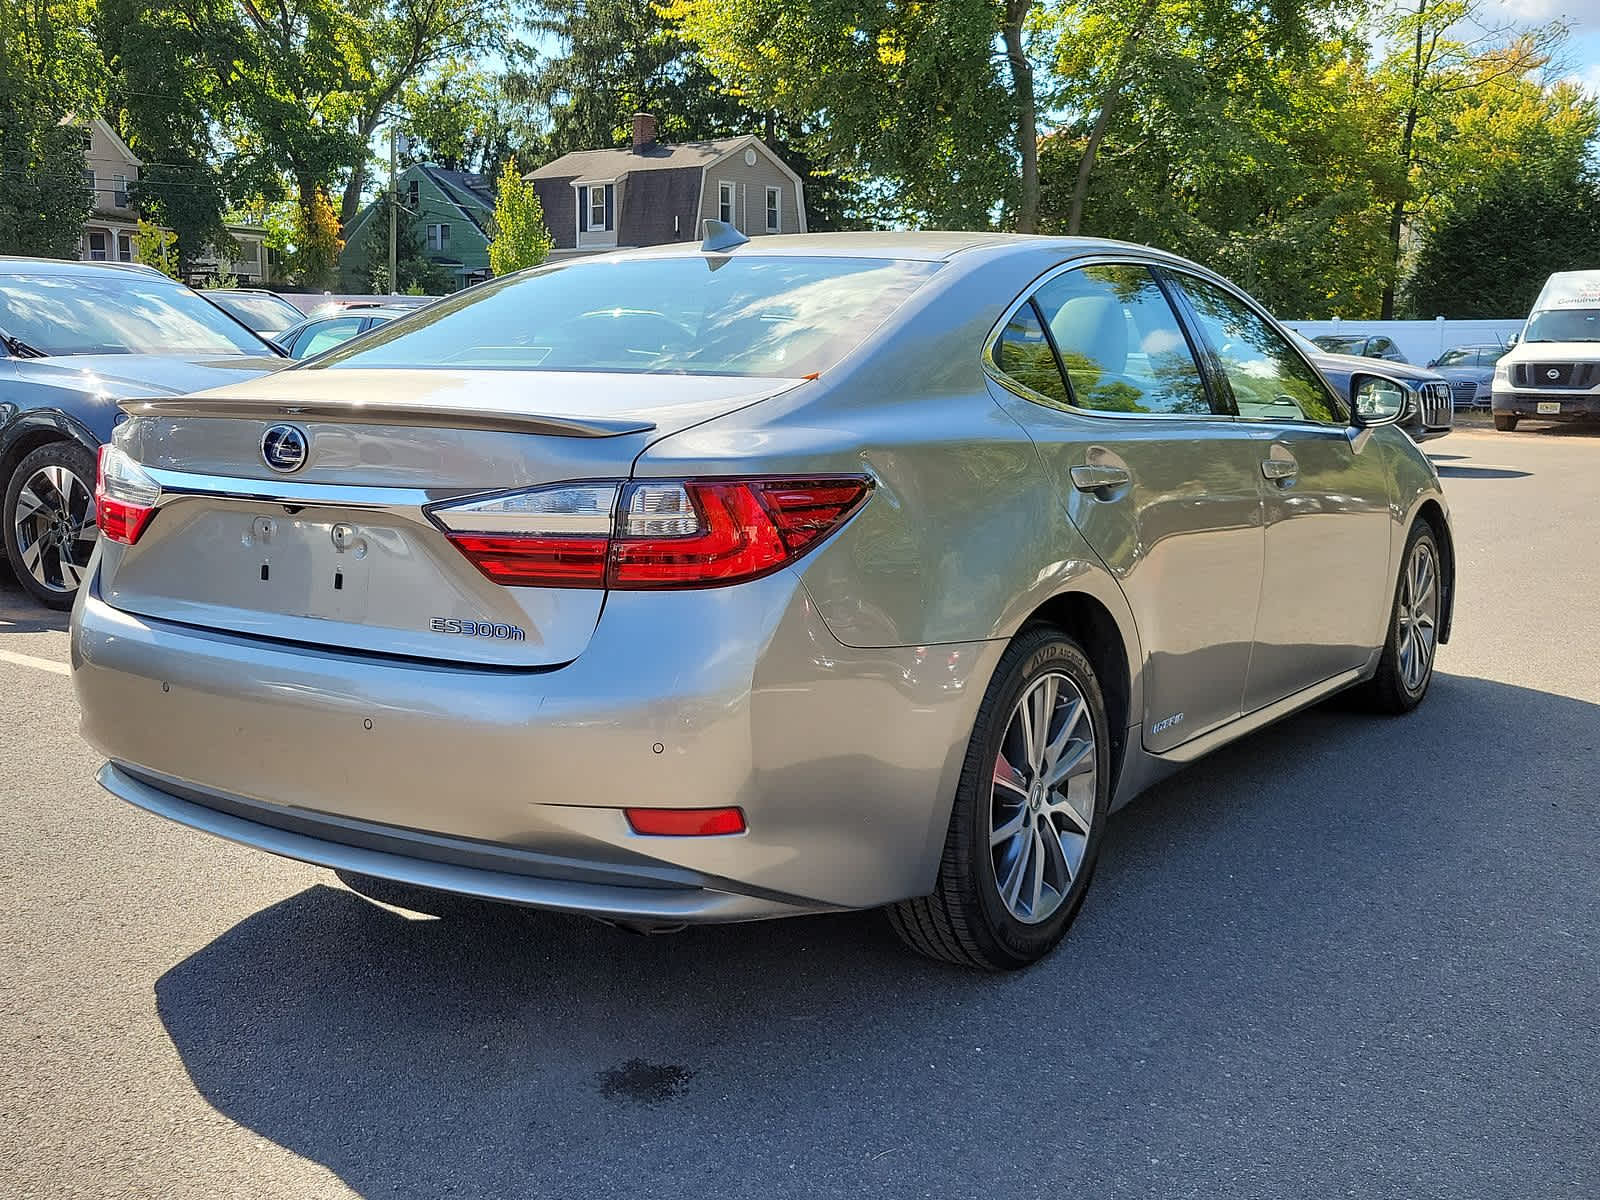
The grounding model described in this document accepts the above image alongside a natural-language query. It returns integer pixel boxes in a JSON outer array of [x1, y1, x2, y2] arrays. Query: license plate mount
[[1537, 401, 1562, 415]]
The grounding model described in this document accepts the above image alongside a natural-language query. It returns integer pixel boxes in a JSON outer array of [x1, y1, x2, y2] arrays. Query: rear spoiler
[[117, 397, 655, 439]]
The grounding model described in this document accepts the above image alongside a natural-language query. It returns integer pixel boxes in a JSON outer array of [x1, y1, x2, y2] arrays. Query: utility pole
[[388, 126, 398, 296]]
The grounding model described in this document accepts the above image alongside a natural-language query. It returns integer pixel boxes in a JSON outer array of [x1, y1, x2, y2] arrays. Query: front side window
[[719, 181, 735, 226], [0, 272, 268, 357], [1178, 275, 1342, 424], [991, 301, 1069, 405], [1026, 263, 1212, 415], [312, 254, 941, 379], [766, 186, 781, 233]]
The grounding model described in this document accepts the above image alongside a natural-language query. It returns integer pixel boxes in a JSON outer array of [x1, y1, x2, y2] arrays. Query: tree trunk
[[1001, 0, 1038, 233], [1382, 0, 1427, 320], [1066, 0, 1160, 236]]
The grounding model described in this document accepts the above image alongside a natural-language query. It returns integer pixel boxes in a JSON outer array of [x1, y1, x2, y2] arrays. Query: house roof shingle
[[526, 136, 756, 181]]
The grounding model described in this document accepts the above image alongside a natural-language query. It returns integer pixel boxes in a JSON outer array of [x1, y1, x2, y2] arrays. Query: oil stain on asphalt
[[598, 1059, 697, 1104]]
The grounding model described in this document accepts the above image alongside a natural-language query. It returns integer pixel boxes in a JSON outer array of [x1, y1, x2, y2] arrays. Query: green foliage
[[131, 218, 178, 277], [1405, 170, 1600, 319], [0, 0, 102, 257], [488, 162, 553, 276], [402, 60, 516, 175], [668, 0, 1015, 227], [295, 187, 344, 290]]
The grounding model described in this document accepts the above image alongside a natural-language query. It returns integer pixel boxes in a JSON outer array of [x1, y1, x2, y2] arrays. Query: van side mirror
[[1350, 372, 1407, 427]]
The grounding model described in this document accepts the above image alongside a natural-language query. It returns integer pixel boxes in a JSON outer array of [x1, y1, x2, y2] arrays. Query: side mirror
[[1350, 372, 1407, 427]]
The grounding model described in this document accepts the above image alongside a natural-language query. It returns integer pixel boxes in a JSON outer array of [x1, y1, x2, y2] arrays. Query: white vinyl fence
[[1283, 317, 1524, 367]]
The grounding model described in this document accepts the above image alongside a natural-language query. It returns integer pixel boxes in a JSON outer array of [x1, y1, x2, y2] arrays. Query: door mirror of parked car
[[1350, 373, 1407, 427]]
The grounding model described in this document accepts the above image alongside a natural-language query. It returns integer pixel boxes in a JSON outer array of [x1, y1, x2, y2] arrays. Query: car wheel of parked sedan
[[1493, 413, 1519, 431], [4, 442, 99, 610], [890, 627, 1109, 971], [1355, 521, 1442, 715]]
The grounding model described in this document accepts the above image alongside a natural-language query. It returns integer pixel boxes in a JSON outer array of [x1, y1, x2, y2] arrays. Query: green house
[[340, 163, 496, 293]]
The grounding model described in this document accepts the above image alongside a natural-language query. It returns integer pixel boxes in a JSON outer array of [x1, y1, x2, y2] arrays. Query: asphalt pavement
[[2, 424, 1598, 1199]]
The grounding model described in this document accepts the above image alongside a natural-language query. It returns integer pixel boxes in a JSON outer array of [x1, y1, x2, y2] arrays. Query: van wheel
[[888, 626, 1109, 970], [1493, 413, 1518, 431], [3, 441, 99, 610]]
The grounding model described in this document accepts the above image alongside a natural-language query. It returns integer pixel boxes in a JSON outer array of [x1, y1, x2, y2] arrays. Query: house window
[[718, 181, 735, 226], [80, 129, 93, 151], [766, 186, 781, 233], [83, 169, 96, 201], [427, 223, 450, 251], [87, 230, 108, 261], [589, 185, 607, 231], [112, 174, 129, 208], [117, 233, 133, 262], [406, 180, 419, 209]]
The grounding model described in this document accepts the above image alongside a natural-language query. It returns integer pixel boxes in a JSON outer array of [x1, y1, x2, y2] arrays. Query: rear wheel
[[889, 627, 1109, 970], [1354, 521, 1441, 714], [1493, 413, 1518, 431], [3, 442, 99, 610]]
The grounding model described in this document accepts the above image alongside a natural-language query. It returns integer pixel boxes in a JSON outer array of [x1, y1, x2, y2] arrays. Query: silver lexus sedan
[[72, 230, 1453, 970]]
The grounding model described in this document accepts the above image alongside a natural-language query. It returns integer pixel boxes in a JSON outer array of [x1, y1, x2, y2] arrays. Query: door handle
[[1261, 456, 1298, 482], [1070, 464, 1132, 493]]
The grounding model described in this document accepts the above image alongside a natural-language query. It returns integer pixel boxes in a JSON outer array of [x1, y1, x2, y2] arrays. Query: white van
[[1493, 270, 1600, 430]]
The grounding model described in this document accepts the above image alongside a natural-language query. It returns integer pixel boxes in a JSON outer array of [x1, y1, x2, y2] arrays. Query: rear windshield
[[311, 255, 942, 377], [1525, 308, 1600, 343], [0, 272, 268, 357], [211, 292, 302, 333]]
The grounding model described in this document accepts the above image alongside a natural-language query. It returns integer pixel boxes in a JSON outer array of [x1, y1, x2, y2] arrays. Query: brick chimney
[[631, 112, 657, 153]]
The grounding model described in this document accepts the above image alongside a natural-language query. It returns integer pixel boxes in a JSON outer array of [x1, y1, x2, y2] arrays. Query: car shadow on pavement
[[1433, 464, 1532, 479], [153, 672, 1600, 1200], [0, 575, 71, 633]]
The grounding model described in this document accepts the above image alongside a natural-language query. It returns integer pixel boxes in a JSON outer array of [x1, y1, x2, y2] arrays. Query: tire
[[1353, 521, 1442, 715], [889, 626, 1110, 970], [3, 441, 99, 611], [1493, 413, 1518, 431]]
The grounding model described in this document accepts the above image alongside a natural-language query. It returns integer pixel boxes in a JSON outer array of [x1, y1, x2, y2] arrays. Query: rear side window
[[297, 317, 365, 358], [992, 302, 1070, 405], [1029, 264, 1213, 415], [1177, 275, 1343, 425]]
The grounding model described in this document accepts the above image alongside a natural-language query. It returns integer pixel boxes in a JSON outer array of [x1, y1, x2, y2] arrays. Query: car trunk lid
[[98, 369, 801, 667]]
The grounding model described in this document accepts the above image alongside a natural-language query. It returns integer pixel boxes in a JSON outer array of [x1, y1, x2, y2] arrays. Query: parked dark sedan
[[1427, 343, 1505, 410], [1290, 332, 1451, 441], [0, 258, 282, 608], [1311, 332, 1409, 363], [275, 305, 415, 359]]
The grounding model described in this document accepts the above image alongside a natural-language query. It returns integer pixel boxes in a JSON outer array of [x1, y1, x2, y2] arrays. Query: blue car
[[0, 258, 283, 608]]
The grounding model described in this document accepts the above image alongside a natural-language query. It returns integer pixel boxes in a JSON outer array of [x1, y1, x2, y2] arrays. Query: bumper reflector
[[625, 807, 747, 836]]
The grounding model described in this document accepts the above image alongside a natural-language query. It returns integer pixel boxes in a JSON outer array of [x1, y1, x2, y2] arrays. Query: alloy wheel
[[13, 464, 97, 594], [1396, 539, 1439, 693], [989, 671, 1097, 924]]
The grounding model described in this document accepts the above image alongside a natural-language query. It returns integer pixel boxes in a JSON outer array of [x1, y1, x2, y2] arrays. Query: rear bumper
[[1494, 391, 1600, 420], [73, 571, 1005, 917]]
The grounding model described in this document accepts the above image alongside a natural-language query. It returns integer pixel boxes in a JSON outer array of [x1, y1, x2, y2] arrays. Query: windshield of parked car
[[1524, 308, 1600, 343], [0, 272, 268, 357], [1311, 335, 1367, 355], [1435, 346, 1501, 367], [209, 292, 302, 334], [312, 255, 943, 377]]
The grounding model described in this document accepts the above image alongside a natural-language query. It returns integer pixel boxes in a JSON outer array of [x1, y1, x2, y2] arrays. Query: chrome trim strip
[[119, 397, 656, 438], [144, 466, 443, 508], [97, 763, 818, 923]]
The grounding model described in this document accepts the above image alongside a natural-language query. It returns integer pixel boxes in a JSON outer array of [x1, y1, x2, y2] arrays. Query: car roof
[[591, 230, 1199, 265], [0, 255, 171, 280]]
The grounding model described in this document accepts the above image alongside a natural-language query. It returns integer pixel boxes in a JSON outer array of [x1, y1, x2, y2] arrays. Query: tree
[[668, 0, 1015, 228], [295, 187, 344, 290], [342, 192, 451, 293], [0, 0, 102, 257], [130, 219, 179, 277], [401, 60, 513, 174], [1404, 169, 1600, 318], [1371, 0, 1564, 316], [487, 162, 552, 276]]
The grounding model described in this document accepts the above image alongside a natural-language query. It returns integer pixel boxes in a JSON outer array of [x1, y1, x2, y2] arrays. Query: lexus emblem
[[1547, 368, 1561, 380], [261, 424, 308, 473]]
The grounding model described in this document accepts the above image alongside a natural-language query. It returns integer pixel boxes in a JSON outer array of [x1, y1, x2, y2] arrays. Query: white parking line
[[0, 648, 70, 676]]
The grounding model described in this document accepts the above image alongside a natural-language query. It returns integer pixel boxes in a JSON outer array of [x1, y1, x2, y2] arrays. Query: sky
[[1478, 0, 1600, 93]]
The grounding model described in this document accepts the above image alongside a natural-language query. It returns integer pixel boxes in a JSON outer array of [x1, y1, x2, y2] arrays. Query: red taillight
[[429, 476, 871, 590], [625, 807, 747, 836], [96, 444, 160, 545]]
